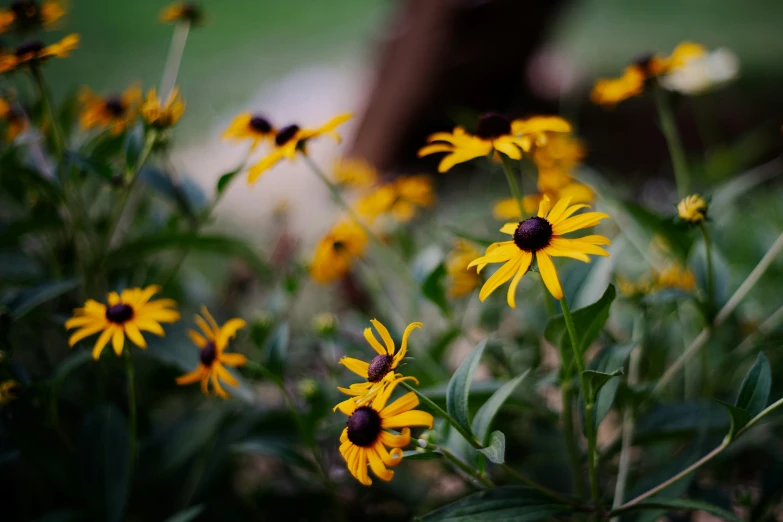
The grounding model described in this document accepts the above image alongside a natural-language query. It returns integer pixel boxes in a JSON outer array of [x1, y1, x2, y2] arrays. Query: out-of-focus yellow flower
[[78, 84, 142, 135], [0, 98, 27, 141], [310, 219, 367, 284], [0, 0, 65, 34], [333, 158, 379, 189], [654, 263, 696, 291], [661, 48, 739, 95], [677, 194, 708, 224], [0, 33, 79, 73], [0, 380, 18, 405], [159, 2, 204, 25], [222, 112, 276, 151], [247, 113, 352, 183], [356, 175, 435, 223], [312, 312, 338, 336], [617, 274, 652, 299], [446, 240, 481, 298], [418, 113, 571, 173], [141, 87, 185, 129], [175, 307, 247, 399], [533, 132, 585, 173], [493, 169, 594, 220]]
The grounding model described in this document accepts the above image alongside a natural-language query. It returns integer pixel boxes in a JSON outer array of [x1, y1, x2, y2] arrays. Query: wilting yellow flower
[[333, 158, 379, 189], [335, 319, 422, 412], [0, 380, 18, 405], [159, 2, 204, 25], [78, 84, 142, 135], [309, 219, 367, 284], [175, 307, 247, 399], [337, 375, 433, 486], [0, 0, 65, 34], [446, 240, 481, 298], [470, 196, 611, 305], [356, 175, 435, 223], [0, 98, 26, 141], [222, 112, 276, 151], [141, 87, 185, 129], [677, 194, 708, 225], [0, 33, 79, 73], [65, 285, 180, 360], [592, 42, 707, 107], [418, 113, 571, 173], [247, 113, 352, 183]]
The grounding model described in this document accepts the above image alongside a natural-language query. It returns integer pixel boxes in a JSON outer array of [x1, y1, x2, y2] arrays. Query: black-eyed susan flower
[[446, 240, 481, 298], [141, 87, 185, 129], [0, 0, 65, 35], [78, 84, 141, 135], [175, 307, 247, 399], [65, 285, 180, 359], [418, 112, 571, 173], [677, 193, 708, 224], [337, 375, 433, 486], [247, 113, 352, 183], [469, 196, 611, 305], [0, 379, 18, 405], [309, 219, 367, 284], [333, 157, 379, 189], [355, 175, 435, 223], [222, 112, 276, 151], [0, 97, 26, 140], [159, 2, 204, 25], [335, 319, 422, 412], [0, 33, 78, 73]]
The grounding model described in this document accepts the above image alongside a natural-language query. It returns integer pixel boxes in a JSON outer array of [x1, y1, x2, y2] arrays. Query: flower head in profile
[[0, 97, 26, 141], [222, 112, 276, 151], [159, 2, 204, 25], [592, 42, 706, 107], [418, 112, 571, 173], [247, 113, 352, 183], [335, 319, 422, 412], [446, 240, 482, 298], [0, 1, 65, 35], [78, 84, 142, 135], [0, 33, 78, 73], [309, 219, 367, 284], [337, 375, 433, 486], [0, 380, 18, 405], [65, 285, 180, 359], [175, 307, 247, 399], [141, 87, 185, 129], [356, 175, 435, 223], [469, 196, 611, 305], [677, 194, 708, 224], [333, 158, 379, 189]]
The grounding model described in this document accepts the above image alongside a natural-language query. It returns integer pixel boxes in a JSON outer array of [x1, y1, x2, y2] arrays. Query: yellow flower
[[617, 274, 651, 298], [355, 175, 435, 223], [446, 240, 481, 298], [469, 196, 611, 305], [336, 375, 433, 486], [247, 113, 352, 183], [141, 87, 185, 129], [78, 84, 142, 135], [65, 285, 180, 360], [0, 0, 65, 34], [309, 219, 367, 284], [533, 132, 585, 173], [654, 263, 696, 291], [677, 194, 708, 224], [222, 112, 276, 151], [159, 2, 204, 25], [333, 158, 379, 189], [0, 98, 27, 141], [0, 33, 79, 73], [175, 307, 247, 399], [418, 113, 571, 173], [335, 319, 422, 412], [0, 380, 18, 405]]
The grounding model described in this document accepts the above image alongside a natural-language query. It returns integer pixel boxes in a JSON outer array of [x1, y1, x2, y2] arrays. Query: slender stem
[[561, 367, 585, 498], [160, 22, 191, 97], [735, 302, 783, 357], [542, 276, 556, 317], [425, 442, 493, 488], [652, 83, 690, 197], [30, 66, 65, 162], [123, 350, 137, 469], [699, 223, 714, 309], [501, 452, 587, 508], [735, 396, 783, 438], [501, 154, 525, 218], [400, 381, 482, 448]]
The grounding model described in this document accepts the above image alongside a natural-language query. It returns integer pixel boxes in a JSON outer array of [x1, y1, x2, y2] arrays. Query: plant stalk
[[160, 22, 190, 97], [30, 66, 64, 162], [501, 154, 525, 218], [652, 83, 690, 197], [124, 350, 137, 469]]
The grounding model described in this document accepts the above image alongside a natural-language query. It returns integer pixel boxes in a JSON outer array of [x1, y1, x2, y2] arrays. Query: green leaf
[[139, 166, 207, 216], [216, 164, 244, 196], [235, 437, 317, 472], [162, 506, 205, 522], [6, 278, 79, 320], [689, 239, 730, 307], [735, 352, 771, 418], [422, 263, 450, 317], [613, 499, 743, 522], [265, 323, 289, 377], [124, 126, 144, 169], [583, 369, 624, 403], [717, 400, 751, 442], [477, 431, 505, 464], [472, 370, 529, 445], [65, 152, 115, 183], [590, 342, 635, 427], [446, 339, 487, 437], [417, 486, 572, 521]]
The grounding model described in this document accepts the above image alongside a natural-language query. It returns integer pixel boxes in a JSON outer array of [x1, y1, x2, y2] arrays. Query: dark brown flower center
[[475, 112, 511, 140], [199, 341, 217, 366], [367, 354, 393, 383], [513, 216, 553, 252], [332, 240, 345, 252], [15, 40, 44, 57], [346, 406, 382, 447], [105, 304, 134, 324], [11, 1, 39, 21], [104, 97, 127, 117], [632, 52, 656, 75], [249, 115, 272, 133], [274, 124, 300, 146]]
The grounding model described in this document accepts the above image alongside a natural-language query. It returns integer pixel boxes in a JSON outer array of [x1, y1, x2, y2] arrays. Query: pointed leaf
[[472, 370, 529, 444], [216, 163, 244, 196], [6, 278, 79, 320], [417, 486, 572, 521], [717, 400, 751, 442], [477, 431, 505, 464], [590, 342, 635, 427], [735, 352, 771, 418], [583, 369, 624, 403], [545, 285, 616, 363], [265, 323, 289, 377], [446, 339, 487, 436]]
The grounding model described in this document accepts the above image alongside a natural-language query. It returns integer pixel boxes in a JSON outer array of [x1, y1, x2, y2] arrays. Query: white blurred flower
[[661, 48, 739, 95]]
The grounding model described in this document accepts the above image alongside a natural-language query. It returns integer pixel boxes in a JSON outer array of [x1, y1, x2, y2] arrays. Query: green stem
[[653, 83, 690, 197], [542, 276, 556, 317], [124, 350, 137, 469], [400, 381, 482, 448], [561, 382, 585, 498], [30, 66, 64, 162], [425, 442, 493, 488], [160, 21, 191, 97], [699, 223, 714, 308], [501, 154, 525, 218]]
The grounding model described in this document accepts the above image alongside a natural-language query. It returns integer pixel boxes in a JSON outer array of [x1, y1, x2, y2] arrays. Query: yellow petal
[[111, 328, 125, 356], [479, 256, 522, 302], [380, 391, 419, 418], [393, 322, 423, 365], [176, 366, 205, 385], [369, 319, 395, 355], [381, 410, 434, 430], [92, 326, 115, 359], [536, 252, 563, 300], [220, 353, 247, 367], [339, 357, 370, 378], [363, 327, 387, 356], [507, 251, 533, 308], [124, 323, 147, 348]]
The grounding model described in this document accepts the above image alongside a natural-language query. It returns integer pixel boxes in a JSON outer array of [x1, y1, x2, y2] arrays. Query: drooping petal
[[478, 256, 523, 302], [367, 446, 394, 481], [536, 251, 564, 300], [68, 324, 105, 347], [211, 371, 229, 399], [374, 439, 404, 467], [507, 251, 533, 308], [379, 427, 411, 448], [248, 148, 286, 184], [393, 322, 423, 365], [381, 410, 434, 430], [92, 326, 115, 359]]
